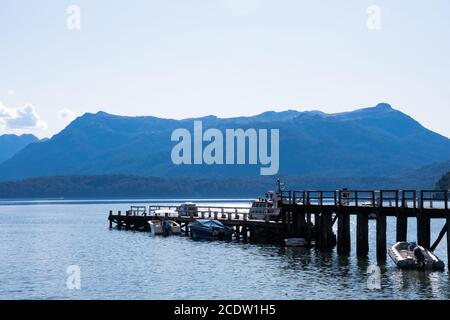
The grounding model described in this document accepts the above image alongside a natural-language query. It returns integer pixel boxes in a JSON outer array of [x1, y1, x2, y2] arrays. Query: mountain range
[[0, 134, 39, 164], [0, 103, 450, 184]]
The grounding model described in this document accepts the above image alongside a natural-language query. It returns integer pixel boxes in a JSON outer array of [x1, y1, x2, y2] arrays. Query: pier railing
[[125, 205, 252, 221], [280, 189, 450, 210]]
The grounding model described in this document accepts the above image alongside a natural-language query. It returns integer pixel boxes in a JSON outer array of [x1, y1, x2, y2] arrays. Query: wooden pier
[[108, 189, 450, 269]]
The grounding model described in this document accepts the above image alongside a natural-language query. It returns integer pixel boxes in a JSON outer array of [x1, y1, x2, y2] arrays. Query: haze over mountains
[[0, 103, 450, 187]]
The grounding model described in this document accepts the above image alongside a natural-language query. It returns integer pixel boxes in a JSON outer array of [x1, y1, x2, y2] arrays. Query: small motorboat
[[284, 238, 307, 247], [389, 242, 445, 271], [165, 220, 181, 235], [189, 220, 233, 240], [149, 219, 181, 236], [148, 220, 163, 236]]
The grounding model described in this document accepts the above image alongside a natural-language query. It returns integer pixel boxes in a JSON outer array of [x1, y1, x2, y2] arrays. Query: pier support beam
[[376, 213, 387, 261], [242, 227, 248, 241], [445, 191, 449, 271], [337, 210, 351, 254], [235, 226, 241, 240], [109, 210, 113, 229], [356, 212, 369, 256], [417, 211, 431, 249], [321, 211, 334, 250], [117, 211, 122, 230], [396, 209, 408, 242], [294, 209, 306, 237], [447, 220, 450, 271], [314, 213, 321, 247]]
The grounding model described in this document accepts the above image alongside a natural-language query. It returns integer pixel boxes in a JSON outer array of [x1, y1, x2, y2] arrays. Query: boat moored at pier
[[148, 219, 181, 236], [389, 242, 445, 271], [189, 220, 233, 240]]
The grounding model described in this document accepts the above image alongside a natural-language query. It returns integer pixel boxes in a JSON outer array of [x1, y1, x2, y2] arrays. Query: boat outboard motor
[[162, 219, 171, 237], [408, 242, 417, 251], [413, 246, 425, 269]]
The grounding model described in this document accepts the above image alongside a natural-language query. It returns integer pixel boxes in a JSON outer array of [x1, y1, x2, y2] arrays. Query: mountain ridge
[[0, 134, 40, 164], [0, 103, 449, 181]]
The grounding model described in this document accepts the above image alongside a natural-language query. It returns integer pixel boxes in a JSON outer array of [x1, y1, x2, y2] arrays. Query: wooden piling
[[376, 193, 386, 261], [376, 213, 387, 261], [242, 226, 248, 241], [117, 210, 122, 230], [337, 191, 350, 254], [396, 211, 408, 242], [445, 191, 450, 270], [109, 210, 113, 229], [337, 210, 351, 254], [356, 212, 369, 256], [321, 210, 333, 250], [314, 213, 321, 248], [417, 191, 431, 248]]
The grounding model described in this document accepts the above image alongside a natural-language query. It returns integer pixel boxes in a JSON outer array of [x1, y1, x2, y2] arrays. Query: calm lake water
[[0, 199, 449, 300]]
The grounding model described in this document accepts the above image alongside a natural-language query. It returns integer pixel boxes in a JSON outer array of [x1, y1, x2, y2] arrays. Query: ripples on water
[[0, 200, 449, 300]]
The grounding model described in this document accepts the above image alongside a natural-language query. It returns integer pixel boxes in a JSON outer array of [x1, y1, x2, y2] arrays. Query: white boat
[[148, 219, 181, 236], [389, 242, 445, 271], [284, 238, 307, 247], [148, 220, 163, 236], [166, 220, 181, 235], [249, 191, 280, 220], [177, 202, 198, 217]]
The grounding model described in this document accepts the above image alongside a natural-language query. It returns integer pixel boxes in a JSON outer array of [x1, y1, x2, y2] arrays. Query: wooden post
[[337, 190, 350, 254], [314, 213, 321, 248], [396, 191, 408, 242], [298, 209, 306, 237], [321, 210, 333, 250], [235, 226, 240, 240], [417, 191, 431, 248], [242, 226, 248, 241], [376, 192, 386, 261], [109, 210, 113, 229], [356, 212, 369, 256], [445, 191, 449, 271], [118, 210, 122, 230], [337, 210, 351, 254], [376, 214, 387, 261]]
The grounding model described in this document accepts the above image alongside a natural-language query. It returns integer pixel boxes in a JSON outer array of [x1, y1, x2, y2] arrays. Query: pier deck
[[108, 189, 450, 269]]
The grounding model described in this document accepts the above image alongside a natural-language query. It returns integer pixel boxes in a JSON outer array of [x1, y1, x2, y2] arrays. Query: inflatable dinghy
[[389, 242, 445, 271]]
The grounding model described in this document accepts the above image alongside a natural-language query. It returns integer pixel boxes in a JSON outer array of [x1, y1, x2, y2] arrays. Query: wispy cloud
[[58, 108, 77, 122], [0, 102, 47, 130]]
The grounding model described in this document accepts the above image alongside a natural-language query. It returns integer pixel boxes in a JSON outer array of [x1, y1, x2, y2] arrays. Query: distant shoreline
[[0, 173, 445, 200]]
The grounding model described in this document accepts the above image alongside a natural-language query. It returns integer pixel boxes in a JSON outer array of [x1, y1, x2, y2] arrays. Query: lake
[[0, 199, 449, 300]]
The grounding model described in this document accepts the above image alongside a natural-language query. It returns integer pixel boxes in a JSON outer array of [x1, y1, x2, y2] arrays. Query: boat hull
[[190, 220, 233, 240]]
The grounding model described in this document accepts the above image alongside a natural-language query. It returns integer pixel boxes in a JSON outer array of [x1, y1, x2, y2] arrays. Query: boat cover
[[193, 220, 227, 228]]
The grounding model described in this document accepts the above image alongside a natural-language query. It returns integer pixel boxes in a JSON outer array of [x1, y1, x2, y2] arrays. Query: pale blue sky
[[1, 0, 449, 138]]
